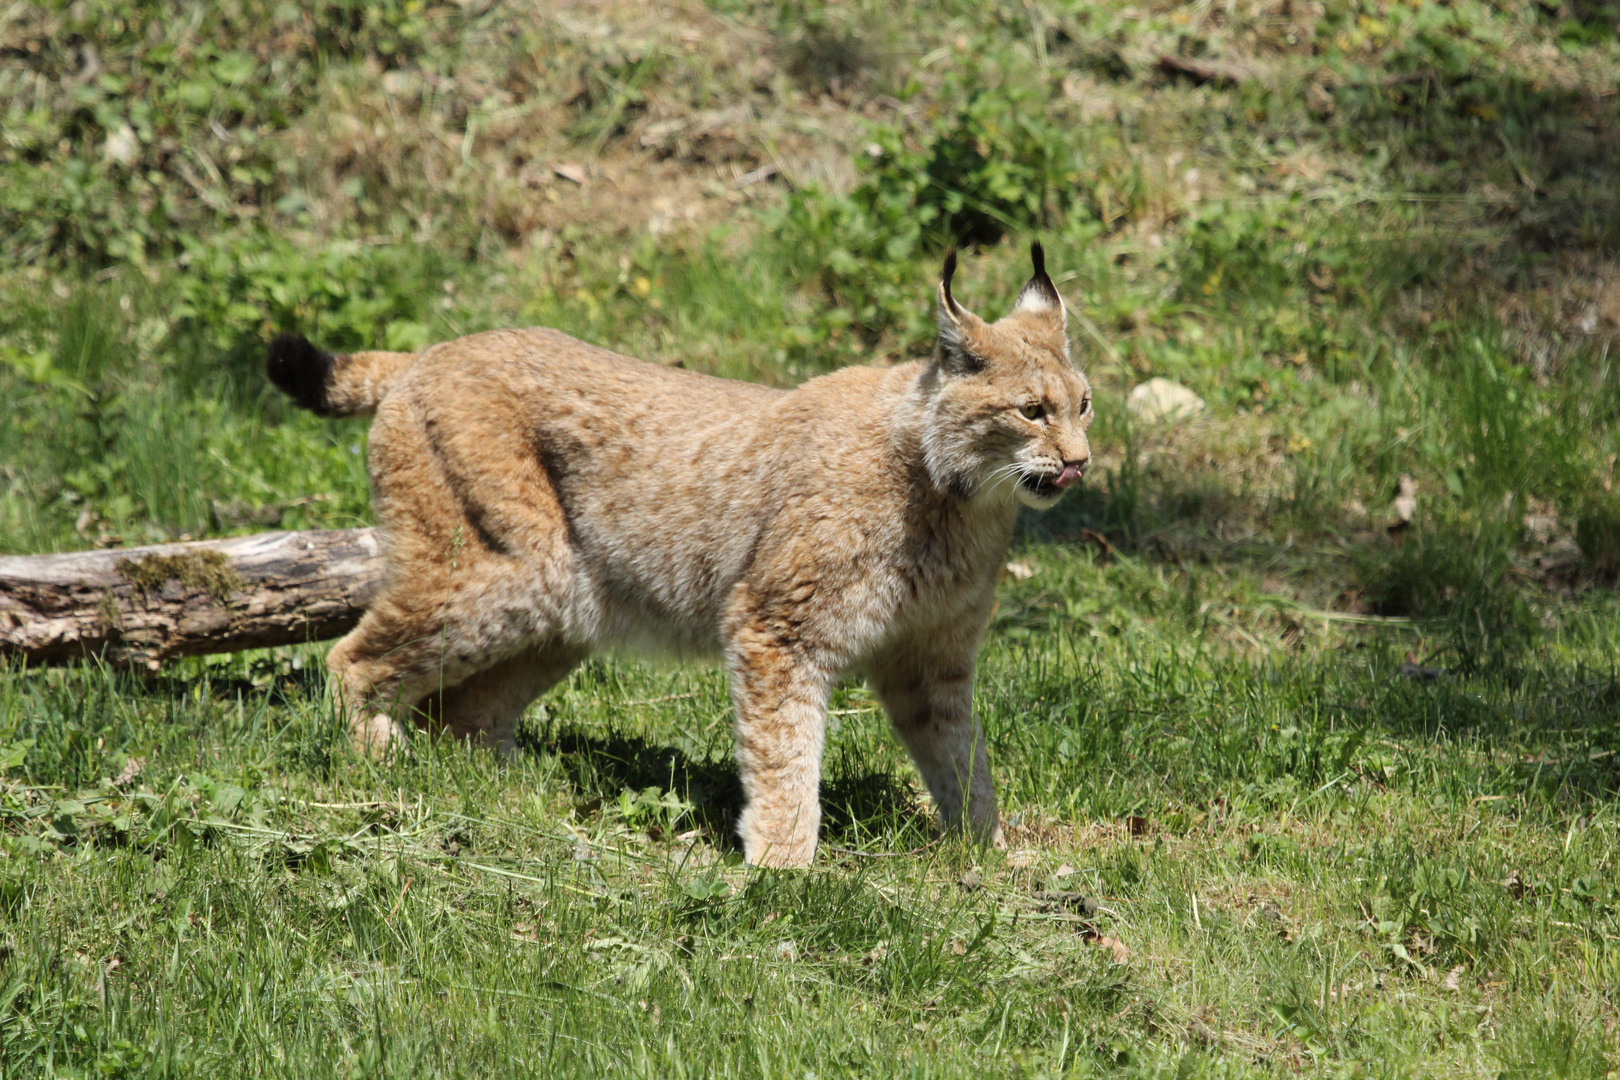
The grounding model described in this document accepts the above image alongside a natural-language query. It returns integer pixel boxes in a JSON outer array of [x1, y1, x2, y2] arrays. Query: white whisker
[[974, 459, 1034, 496]]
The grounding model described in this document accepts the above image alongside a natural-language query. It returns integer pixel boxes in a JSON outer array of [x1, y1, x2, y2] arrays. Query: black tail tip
[[266, 332, 336, 415]]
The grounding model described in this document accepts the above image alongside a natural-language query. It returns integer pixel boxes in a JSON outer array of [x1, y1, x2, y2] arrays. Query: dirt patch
[[278, 0, 871, 254]]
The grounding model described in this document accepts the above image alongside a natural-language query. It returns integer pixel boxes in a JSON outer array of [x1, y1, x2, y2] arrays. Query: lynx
[[266, 243, 1093, 867]]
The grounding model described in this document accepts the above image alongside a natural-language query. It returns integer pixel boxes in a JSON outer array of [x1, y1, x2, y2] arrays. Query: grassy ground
[[4, 0, 1620, 1075]]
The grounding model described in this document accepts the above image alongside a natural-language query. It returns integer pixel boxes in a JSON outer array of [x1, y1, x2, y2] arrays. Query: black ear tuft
[[1014, 238, 1064, 316], [935, 249, 982, 374], [266, 332, 337, 416]]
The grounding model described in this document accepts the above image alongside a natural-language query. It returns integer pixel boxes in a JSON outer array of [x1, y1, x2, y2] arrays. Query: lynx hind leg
[[326, 388, 578, 757], [327, 557, 573, 757], [425, 642, 587, 758], [325, 602, 481, 757], [871, 654, 1003, 848], [728, 623, 834, 868]]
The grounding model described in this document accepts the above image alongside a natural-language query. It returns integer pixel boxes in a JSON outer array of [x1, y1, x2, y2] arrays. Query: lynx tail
[[266, 332, 416, 419]]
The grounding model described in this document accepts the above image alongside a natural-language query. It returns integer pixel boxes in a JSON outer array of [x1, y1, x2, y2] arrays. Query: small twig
[[1379, 68, 1438, 88], [1252, 595, 1415, 626], [1155, 53, 1258, 87], [459, 860, 598, 897], [732, 164, 779, 189], [1076, 528, 1116, 558], [385, 877, 413, 922], [998, 908, 1099, 927]]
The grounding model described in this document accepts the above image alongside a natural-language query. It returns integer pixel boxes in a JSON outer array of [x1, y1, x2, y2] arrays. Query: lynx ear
[[936, 249, 984, 375], [1013, 240, 1066, 326]]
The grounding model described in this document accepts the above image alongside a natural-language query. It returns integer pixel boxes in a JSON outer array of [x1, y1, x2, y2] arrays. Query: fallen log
[[0, 529, 384, 668]]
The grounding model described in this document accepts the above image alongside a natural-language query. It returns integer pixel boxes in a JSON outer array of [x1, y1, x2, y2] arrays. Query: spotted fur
[[268, 243, 1093, 867]]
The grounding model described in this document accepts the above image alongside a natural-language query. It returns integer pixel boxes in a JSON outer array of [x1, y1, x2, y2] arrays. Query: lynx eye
[[1018, 402, 1045, 422], [1079, 395, 1092, 417]]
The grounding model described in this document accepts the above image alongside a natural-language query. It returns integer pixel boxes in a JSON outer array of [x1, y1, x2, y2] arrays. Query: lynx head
[[918, 242, 1093, 509]]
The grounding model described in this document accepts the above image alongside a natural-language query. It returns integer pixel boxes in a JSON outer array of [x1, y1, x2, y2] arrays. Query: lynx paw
[[738, 805, 819, 868], [351, 713, 405, 756]]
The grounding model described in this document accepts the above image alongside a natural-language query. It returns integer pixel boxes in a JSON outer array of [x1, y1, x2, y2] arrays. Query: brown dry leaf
[[1305, 81, 1336, 118], [553, 162, 587, 184], [1061, 71, 1094, 102], [1053, 863, 1075, 879], [1093, 935, 1131, 964], [1443, 965, 1464, 993], [1280, 619, 1306, 649], [113, 756, 145, 787], [1033, 890, 1099, 916], [95, 954, 122, 996], [1253, 902, 1294, 942], [1502, 869, 1529, 900], [1188, 1006, 1218, 1047], [1598, 278, 1620, 329]]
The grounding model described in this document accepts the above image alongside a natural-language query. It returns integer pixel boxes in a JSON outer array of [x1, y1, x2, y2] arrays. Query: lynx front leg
[[872, 656, 1003, 848], [728, 636, 833, 869]]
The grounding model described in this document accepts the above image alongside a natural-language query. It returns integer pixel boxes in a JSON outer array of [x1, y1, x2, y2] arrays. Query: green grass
[[3, 563, 1618, 1077], [4, 0, 1620, 1075]]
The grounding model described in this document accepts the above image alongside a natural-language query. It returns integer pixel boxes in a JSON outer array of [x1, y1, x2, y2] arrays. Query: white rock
[[102, 123, 139, 167], [1127, 378, 1205, 424], [1391, 474, 1417, 524]]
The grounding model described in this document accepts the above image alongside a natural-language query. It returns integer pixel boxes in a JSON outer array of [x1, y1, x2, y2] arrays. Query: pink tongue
[[1053, 464, 1083, 488]]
